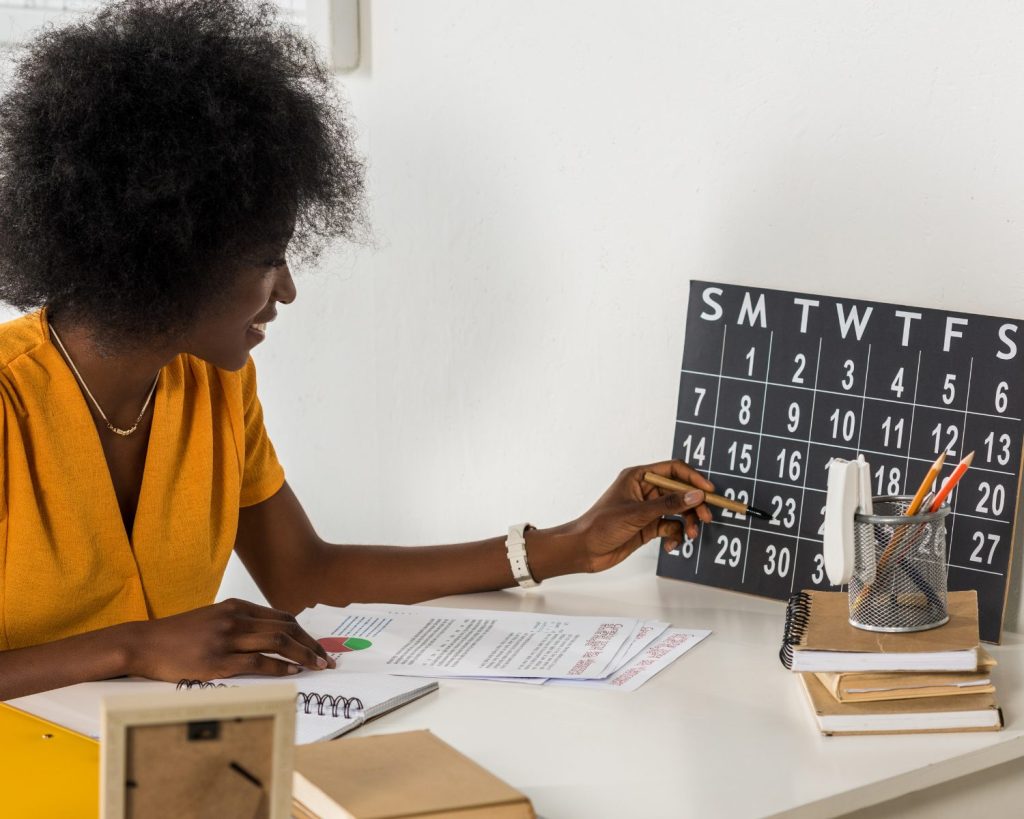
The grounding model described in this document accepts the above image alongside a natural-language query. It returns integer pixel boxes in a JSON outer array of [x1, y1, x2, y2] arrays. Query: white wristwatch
[[506, 523, 539, 588]]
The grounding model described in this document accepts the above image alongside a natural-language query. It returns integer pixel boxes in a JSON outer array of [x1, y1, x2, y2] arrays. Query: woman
[[0, 0, 713, 700]]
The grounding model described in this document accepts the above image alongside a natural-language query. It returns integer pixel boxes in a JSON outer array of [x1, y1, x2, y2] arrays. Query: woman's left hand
[[533, 460, 715, 577]]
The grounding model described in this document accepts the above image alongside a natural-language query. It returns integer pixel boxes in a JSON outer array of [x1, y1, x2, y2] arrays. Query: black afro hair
[[0, 0, 364, 343]]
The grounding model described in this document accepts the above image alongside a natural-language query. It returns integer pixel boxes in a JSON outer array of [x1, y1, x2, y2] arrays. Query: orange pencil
[[906, 451, 946, 516], [868, 451, 946, 581], [926, 451, 974, 513]]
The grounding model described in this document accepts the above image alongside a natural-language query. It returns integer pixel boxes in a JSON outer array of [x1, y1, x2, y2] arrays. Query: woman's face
[[182, 242, 297, 371]]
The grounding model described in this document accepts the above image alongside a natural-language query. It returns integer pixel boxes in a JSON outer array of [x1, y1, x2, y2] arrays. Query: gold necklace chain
[[49, 324, 159, 437]]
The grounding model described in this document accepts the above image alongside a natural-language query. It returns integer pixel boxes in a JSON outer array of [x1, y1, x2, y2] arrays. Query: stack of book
[[780, 589, 1003, 735]]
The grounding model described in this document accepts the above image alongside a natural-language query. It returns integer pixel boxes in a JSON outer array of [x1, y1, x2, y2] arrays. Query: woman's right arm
[[0, 598, 333, 701]]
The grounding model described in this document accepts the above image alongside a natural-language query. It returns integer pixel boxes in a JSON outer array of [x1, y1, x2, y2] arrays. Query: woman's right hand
[[125, 598, 335, 682]]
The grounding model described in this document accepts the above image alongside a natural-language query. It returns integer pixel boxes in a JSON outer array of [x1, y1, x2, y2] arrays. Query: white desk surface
[[354, 544, 1024, 819]]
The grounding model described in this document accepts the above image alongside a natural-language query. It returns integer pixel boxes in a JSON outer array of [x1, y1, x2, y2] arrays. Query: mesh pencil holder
[[848, 496, 950, 633]]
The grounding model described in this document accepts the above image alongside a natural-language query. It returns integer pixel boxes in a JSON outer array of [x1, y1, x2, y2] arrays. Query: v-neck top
[[0, 310, 286, 650]]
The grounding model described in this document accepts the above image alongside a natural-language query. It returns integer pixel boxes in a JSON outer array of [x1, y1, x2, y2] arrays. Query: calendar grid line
[[695, 325, 728, 575], [703, 474, 826, 493], [680, 498, 1012, 567], [674, 419, 1017, 477], [855, 344, 872, 454], [704, 517, 823, 545], [690, 543, 1009, 577], [947, 510, 1013, 525], [948, 357, 975, 568], [902, 350, 923, 494], [741, 330, 773, 584], [947, 563, 1005, 577], [680, 369, 1023, 422], [791, 336, 823, 593]]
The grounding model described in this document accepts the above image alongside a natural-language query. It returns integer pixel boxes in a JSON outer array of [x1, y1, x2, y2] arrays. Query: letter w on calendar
[[299, 604, 638, 679]]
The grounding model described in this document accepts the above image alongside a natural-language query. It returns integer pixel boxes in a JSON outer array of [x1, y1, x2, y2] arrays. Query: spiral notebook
[[6, 672, 438, 745], [778, 589, 981, 673]]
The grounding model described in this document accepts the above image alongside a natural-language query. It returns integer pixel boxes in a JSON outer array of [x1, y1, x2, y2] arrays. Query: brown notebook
[[799, 672, 1002, 735], [292, 730, 535, 819], [780, 590, 980, 672], [815, 649, 996, 703]]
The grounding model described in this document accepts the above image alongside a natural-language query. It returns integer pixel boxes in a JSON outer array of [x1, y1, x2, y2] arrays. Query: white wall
[[218, 0, 1024, 627], [4, 2, 1023, 624]]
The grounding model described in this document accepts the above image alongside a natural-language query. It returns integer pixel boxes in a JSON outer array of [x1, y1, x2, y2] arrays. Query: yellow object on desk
[[0, 702, 99, 818]]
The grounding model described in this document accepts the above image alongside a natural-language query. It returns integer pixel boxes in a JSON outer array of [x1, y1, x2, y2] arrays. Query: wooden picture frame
[[100, 684, 296, 819]]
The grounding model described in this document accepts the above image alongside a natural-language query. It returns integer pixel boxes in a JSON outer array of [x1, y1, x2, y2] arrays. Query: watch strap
[[506, 523, 539, 588]]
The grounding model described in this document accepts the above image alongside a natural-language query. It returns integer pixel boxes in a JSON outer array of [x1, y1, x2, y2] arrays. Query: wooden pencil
[[643, 472, 771, 520]]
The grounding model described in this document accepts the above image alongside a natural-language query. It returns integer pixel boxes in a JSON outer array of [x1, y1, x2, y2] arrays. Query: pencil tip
[[964, 451, 975, 464], [747, 505, 772, 520]]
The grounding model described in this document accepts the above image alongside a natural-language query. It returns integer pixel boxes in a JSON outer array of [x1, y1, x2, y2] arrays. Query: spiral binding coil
[[297, 691, 365, 719], [176, 680, 365, 720], [779, 591, 812, 669]]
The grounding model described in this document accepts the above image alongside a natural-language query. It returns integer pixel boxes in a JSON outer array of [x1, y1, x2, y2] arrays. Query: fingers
[[217, 599, 335, 670], [623, 488, 708, 531], [637, 460, 715, 492], [231, 622, 331, 671], [219, 598, 303, 624], [631, 461, 715, 531], [613, 507, 692, 559], [694, 501, 713, 525], [657, 496, 726, 550], [623, 493, 706, 553], [656, 517, 684, 548], [222, 651, 308, 678], [653, 513, 708, 551]]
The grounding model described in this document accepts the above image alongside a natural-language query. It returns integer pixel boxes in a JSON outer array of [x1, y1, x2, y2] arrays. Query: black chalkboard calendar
[[656, 280, 1024, 642]]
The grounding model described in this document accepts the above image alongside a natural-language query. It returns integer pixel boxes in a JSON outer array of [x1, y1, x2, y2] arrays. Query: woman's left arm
[[234, 460, 714, 614]]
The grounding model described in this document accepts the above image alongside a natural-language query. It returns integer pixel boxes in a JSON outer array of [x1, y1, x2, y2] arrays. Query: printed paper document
[[300, 604, 640, 679]]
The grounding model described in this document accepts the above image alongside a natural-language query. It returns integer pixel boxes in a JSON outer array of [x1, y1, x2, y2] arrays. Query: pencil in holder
[[848, 496, 950, 633]]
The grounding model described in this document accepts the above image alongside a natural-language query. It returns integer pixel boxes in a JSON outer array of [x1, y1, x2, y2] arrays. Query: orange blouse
[[0, 311, 285, 650]]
